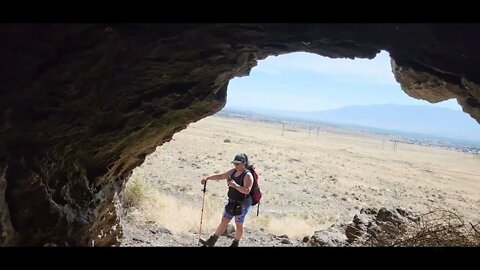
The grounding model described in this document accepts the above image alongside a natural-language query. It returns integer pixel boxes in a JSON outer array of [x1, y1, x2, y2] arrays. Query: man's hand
[[201, 178, 207, 185]]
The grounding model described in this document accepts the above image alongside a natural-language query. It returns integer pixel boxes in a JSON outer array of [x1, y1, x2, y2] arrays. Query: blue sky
[[224, 51, 461, 112]]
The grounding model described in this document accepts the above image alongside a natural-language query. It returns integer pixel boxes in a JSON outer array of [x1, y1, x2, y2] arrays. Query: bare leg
[[214, 217, 231, 237], [234, 222, 244, 241]]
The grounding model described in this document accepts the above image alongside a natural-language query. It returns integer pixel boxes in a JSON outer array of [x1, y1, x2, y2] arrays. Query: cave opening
[[120, 51, 480, 246]]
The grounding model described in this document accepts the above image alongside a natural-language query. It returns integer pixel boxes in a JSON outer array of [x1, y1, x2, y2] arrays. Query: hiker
[[199, 153, 254, 247]]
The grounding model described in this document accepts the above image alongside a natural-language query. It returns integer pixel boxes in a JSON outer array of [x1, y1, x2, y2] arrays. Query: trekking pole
[[199, 181, 207, 244]]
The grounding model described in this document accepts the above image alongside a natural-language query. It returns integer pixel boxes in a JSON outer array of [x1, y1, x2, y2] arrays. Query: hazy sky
[[224, 51, 461, 112]]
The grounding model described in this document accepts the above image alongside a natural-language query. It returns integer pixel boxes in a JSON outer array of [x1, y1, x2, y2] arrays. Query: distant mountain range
[[223, 104, 480, 144]]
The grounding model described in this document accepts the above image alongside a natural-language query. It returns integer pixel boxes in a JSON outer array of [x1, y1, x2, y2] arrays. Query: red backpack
[[238, 154, 262, 215], [247, 164, 262, 206]]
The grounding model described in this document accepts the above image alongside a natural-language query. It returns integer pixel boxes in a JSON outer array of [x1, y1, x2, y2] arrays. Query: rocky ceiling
[[1, 24, 479, 246]]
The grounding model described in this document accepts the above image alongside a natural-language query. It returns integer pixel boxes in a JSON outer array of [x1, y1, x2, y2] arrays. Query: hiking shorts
[[223, 203, 251, 223]]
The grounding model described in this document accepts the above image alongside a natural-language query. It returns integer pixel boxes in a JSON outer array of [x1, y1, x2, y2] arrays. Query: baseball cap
[[231, 153, 246, 164]]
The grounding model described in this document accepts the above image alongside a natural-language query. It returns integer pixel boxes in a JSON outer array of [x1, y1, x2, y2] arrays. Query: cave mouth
[[119, 51, 480, 246], [3, 24, 480, 247]]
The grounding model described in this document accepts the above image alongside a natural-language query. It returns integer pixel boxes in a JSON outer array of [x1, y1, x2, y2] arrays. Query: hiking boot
[[230, 239, 239, 247], [200, 234, 219, 247]]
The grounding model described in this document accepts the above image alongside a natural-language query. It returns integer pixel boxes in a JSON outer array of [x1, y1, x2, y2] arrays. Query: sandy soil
[[120, 114, 480, 246]]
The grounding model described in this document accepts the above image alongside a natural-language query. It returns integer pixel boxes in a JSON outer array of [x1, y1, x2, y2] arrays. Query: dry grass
[[124, 172, 319, 239], [126, 190, 224, 234], [123, 173, 149, 208], [123, 115, 480, 243], [361, 208, 480, 247], [249, 213, 320, 239]]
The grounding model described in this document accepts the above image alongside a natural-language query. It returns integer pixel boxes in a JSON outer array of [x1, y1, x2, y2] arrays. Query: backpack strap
[[239, 170, 248, 185]]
